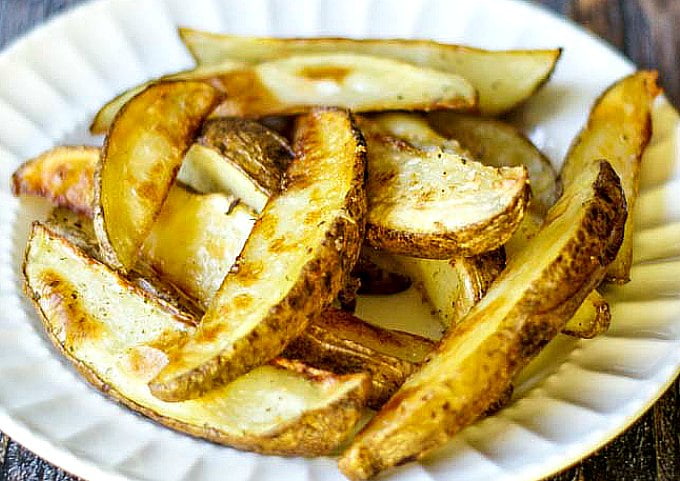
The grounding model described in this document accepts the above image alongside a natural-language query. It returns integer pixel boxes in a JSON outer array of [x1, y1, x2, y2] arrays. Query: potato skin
[[339, 161, 627, 480], [284, 308, 434, 409], [149, 108, 368, 401]]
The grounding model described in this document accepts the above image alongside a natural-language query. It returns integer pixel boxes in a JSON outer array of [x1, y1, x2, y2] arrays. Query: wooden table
[[0, 0, 677, 480]]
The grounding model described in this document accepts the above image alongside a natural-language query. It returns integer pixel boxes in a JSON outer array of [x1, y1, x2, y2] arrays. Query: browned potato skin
[[339, 161, 627, 480], [11, 146, 98, 217], [149, 108, 367, 401], [285, 308, 434, 409], [561, 71, 660, 284], [94, 80, 222, 271], [451, 248, 506, 321], [197, 117, 293, 195], [352, 254, 411, 296]]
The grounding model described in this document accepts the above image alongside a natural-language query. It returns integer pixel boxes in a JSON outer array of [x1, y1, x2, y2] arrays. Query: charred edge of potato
[[197, 117, 294, 195], [338, 161, 627, 480], [93, 80, 222, 272], [148, 108, 367, 402], [11, 146, 99, 217], [352, 254, 412, 296], [284, 309, 434, 409], [365, 184, 530, 258], [562, 291, 611, 339], [23, 223, 370, 456]]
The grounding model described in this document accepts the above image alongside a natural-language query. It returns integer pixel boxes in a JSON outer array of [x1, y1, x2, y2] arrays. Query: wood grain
[[0, 1, 678, 480]]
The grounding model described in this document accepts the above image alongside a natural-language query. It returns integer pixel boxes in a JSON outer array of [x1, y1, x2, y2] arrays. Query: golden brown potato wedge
[[94, 80, 222, 271], [339, 160, 627, 480], [179, 29, 561, 115], [11, 145, 99, 217], [352, 254, 411, 296], [284, 308, 434, 409], [360, 115, 529, 258], [561, 71, 661, 283], [208, 53, 476, 118], [90, 60, 246, 134], [149, 108, 367, 402], [410, 112, 609, 336], [23, 223, 369, 456], [178, 118, 293, 212]]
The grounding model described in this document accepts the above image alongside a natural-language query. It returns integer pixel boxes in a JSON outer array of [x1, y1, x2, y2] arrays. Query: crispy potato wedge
[[415, 113, 609, 336], [94, 80, 222, 271], [339, 160, 627, 480], [561, 71, 661, 283], [178, 118, 293, 212], [10, 145, 256, 308], [284, 308, 434, 409], [208, 53, 476, 118], [179, 29, 560, 115], [23, 223, 369, 455], [360, 115, 529, 258], [149, 108, 367, 402], [90, 60, 246, 134], [11, 145, 99, 217]]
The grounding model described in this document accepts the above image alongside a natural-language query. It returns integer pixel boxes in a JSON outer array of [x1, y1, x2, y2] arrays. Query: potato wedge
[[562, 290, 611, 338], [561, 71, 661, 283], [410, 113, 609, 336], [427, 112, 560, 220], [142, 191, 256, 308], [11, 145, 99, 217], [339, 160, 626, 480], [90, 60, 246, 134], [178, 118, 293, 212], [360, 116, 529, 258], [23, 223, 369, 455], [284, 308, 434, 409], [94, 80, 222, 271], [179, 29, 560, 115], [352, 254, 411, 296], [208, 54, 476, 118], [149, 108, 367, 402]]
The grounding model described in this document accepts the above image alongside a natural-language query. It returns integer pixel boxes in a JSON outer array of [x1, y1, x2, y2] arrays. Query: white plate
[[0, 0, 679, 480]]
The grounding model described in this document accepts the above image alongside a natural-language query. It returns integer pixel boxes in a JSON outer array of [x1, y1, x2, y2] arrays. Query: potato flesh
[[339, 161, 626, 479], [142, 190, 256, 308], [178, 29, 560, 115], [561, 71, 660, 283], [562, 290, 611, 338], [212, 54, 476, 117], [149, 109, 366, 401], [361, 117, 528, 258], [95, 81, 222, 270], [24, 223, 369, 454]]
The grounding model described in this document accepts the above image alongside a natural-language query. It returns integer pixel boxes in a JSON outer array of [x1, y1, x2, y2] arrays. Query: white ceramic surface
[[0, 1, 679, 480]]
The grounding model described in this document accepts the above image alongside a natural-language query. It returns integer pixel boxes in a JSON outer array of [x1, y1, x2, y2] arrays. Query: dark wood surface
[[0, 0, 678, 480]]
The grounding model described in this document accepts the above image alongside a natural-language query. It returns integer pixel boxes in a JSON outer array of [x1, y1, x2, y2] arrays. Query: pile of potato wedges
[[11, 28, 662, 480]]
